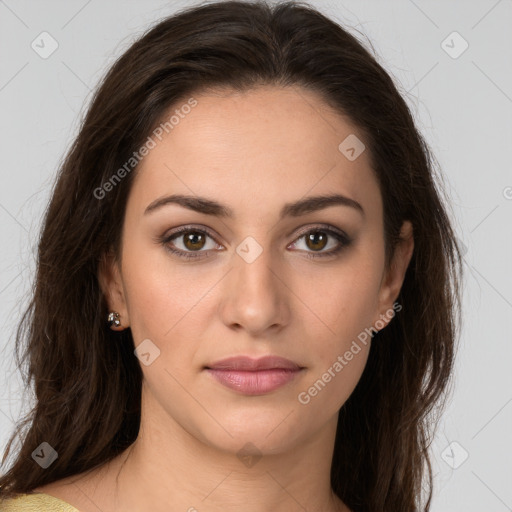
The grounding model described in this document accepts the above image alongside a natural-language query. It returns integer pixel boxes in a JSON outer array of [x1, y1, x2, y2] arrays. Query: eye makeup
[[156, 223, 353, 261]]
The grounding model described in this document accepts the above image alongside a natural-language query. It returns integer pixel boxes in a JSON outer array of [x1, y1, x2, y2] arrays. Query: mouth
[[204, 355, 305, 395]]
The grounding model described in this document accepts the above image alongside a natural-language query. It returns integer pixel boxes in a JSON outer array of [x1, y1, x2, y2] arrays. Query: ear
[[374, 220, 414, 329], [98, 251, 130, 329]]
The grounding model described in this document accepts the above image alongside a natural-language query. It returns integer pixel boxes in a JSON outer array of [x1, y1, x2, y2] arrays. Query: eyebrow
[[144, 193, 364, 219]]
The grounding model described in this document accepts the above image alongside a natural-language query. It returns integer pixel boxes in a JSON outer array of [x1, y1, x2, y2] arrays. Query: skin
[[34, 85, 414, 512]]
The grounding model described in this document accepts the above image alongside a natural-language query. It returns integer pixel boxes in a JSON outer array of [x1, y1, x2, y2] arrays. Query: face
[[100, 85, 413, 455]]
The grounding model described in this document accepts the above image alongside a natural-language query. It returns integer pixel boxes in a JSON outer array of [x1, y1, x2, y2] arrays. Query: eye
[[287, 225, 352, 259], [158, 224, 352, 261], [160, 226, 221, 260]]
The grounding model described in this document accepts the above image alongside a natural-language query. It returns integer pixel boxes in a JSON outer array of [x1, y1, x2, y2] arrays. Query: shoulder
[[0, 493, 80, 511]]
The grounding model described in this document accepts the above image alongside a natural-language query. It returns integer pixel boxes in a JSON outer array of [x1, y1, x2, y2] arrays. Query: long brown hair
[[0, 2, 463, 510]]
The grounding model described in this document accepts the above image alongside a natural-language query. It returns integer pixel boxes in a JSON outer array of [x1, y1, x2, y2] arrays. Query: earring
[[107, 311, 121, 328]]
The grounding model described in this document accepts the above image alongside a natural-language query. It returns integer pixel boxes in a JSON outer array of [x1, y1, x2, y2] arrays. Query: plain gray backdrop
[[0, 0, 511, 510]]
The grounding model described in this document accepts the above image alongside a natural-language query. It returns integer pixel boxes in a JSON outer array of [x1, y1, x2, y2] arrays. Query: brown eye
[[289, 226, 352, 259], [182, 230, 207, 251], [161, 227, 220, 260], [304, 231, 328, 252], [160, 225, 351, 262]]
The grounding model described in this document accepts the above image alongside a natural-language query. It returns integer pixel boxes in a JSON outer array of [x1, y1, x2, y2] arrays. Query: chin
[[191, 405, 312, 456]]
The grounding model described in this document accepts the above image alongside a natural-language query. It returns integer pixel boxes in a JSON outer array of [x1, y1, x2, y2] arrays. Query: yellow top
[[0, 493, 79, 511]]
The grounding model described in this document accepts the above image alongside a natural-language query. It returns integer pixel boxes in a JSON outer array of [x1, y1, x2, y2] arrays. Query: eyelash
[[158, 224, 352, 261]]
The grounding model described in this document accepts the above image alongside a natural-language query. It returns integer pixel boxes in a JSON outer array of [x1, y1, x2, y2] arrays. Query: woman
[[0, 1, 463, 511]]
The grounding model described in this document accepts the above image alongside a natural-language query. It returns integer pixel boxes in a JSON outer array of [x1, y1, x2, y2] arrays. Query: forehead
[[128, 85, 381, 224]]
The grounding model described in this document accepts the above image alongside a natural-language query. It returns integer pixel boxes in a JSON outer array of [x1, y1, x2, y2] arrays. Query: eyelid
[[290, 223, 349, 242], [165, 224, 220, 242], [162, 223, 349, 246]]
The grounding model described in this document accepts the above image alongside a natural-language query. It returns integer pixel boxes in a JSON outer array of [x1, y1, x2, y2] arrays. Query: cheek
[[121, 234, 201, 338], [295, 268, 379, 399], [123, 262, 171, 343], [290, 257, 380, 408], [296, 343, 370, 423], [292, 255, 382, 346], [120, 239, 223, 380]]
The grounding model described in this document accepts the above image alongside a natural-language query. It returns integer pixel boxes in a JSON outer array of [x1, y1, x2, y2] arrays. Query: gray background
[[0, 0, 511, 510]]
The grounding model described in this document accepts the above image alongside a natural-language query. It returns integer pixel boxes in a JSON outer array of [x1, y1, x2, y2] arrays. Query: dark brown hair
[[0, 1, 463, 511]]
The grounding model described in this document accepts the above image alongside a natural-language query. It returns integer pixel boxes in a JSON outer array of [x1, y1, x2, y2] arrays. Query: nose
[[218, 240, 290, 337]]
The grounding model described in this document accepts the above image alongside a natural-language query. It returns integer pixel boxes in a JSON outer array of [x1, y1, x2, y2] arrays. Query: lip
[[204, 356, 304, 395], [206, 355, 302, 371]]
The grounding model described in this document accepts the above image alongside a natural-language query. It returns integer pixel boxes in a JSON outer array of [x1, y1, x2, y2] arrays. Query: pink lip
[[204, 356, 304, 395]]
